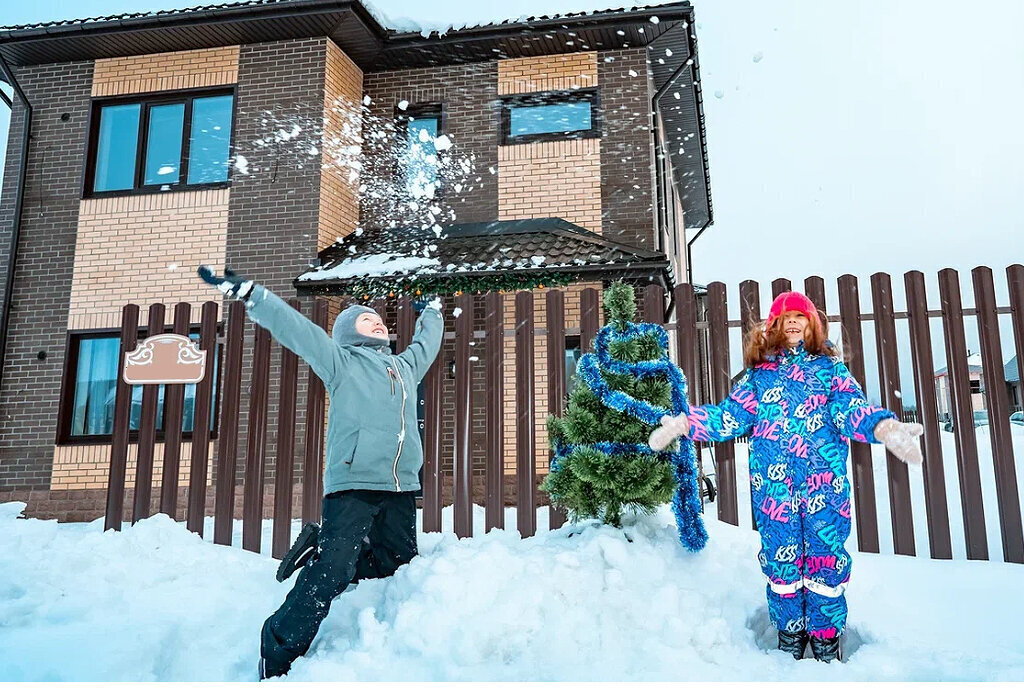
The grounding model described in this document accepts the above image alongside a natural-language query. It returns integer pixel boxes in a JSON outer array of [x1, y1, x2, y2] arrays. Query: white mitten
[[873, 419, 925, 465], [648, 413, 691, 451]]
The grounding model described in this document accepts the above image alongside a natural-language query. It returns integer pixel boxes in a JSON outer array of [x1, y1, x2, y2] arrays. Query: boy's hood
[[332, 304, 390, 352]]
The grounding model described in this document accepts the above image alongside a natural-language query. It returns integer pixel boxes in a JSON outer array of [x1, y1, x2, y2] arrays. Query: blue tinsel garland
[[551, 321, 709, 552]]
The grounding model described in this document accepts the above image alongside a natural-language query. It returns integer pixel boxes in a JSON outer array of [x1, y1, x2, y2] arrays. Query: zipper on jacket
[[390, 356, 407, 491], [387, 367, 396, 395]]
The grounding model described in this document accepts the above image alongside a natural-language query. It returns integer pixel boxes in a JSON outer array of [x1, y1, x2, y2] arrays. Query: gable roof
[[294, 217, 670, 295]]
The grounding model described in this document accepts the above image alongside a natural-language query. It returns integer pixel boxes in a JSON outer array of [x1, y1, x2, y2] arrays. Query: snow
[[297, 253, 440, 282], [1, 499, 1022, 681]]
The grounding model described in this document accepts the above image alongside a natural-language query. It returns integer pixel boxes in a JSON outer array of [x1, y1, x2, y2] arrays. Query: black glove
[[198, 265, 254, 301], [412, 299, 429, 314]]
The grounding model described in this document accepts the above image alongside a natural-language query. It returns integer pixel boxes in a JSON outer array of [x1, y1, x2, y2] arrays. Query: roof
[[293, 217, 670, 295], [935, 353, 985, 377], [1007, 355, 1020, 383]]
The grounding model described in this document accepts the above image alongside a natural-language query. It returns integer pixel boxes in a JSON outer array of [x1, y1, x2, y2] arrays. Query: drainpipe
[[685, 219, 711, 285], [0, 53, 32, 392]]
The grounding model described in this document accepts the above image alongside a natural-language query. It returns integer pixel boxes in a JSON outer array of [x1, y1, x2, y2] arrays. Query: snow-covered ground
[[2, 493, 1023, 681]]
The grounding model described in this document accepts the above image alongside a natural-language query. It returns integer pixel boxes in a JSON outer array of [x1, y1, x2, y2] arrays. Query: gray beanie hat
[[332, 304, 389, 351]]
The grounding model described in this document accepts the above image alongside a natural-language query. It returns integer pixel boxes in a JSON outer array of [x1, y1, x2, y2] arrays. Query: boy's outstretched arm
[[199, 266, 347, 387], [829, 359, 923, 464], [395, 299, 444, 382]]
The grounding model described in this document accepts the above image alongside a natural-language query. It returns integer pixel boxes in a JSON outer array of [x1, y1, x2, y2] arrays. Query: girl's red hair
[[743, 309, 838, 368]]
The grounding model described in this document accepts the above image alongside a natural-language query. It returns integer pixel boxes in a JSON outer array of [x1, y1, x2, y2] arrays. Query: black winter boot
[[777, 630, 809, 660], [276, 522, 320, 583], [809, 634, 842, 663]]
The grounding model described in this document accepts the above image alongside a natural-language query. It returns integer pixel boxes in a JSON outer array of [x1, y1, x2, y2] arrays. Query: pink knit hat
[[766, 291, 818, 331]]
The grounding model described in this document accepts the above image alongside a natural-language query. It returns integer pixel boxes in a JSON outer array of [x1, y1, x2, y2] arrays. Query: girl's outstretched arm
[[686, 370, 759, 443], [828, 360, 897, 443]]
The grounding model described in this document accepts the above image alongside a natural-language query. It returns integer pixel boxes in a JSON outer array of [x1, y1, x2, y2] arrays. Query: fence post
[[837, 274, 880, 553], [302, 299, 328, 525], [242, 322, 272, 553], [707, 282, 738, 525], [937, 268, 989, 560], [580, 288, 600, 355], [133, 303, 165, 524], [454, 293, 474, 538], [546, 289, 568, 531], [422, 296, 444, 533], [870, 272, 915, 556], [272, 299, 301, 559], [904, 271, 953, 559], [214, 301, 245, 546], [485, 292, 505, 532], [738, 280, 761, 530], [972, 267, 1024, 563], [186, 301, 218, 536], [516, 291, 537, 536], [105, 304, 139, 531], [674, 284, 699, 395], [159, 302, 191, 518], [771, 278, 791, 298]]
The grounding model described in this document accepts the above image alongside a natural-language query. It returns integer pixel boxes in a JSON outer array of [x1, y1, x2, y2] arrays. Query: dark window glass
[[565, 335, 583, 397], [510, 101, 592, 137], [143, 103, 185, 185], [188, 94, 234, 184], [93, 103, 141, 192], [68, 332, 218, 439]]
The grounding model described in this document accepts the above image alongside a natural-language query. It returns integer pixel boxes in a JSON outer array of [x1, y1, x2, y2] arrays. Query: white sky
[[1, 0, 1022, 396]]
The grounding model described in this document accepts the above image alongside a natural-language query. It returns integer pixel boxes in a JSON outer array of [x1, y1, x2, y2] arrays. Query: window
[[500, 89, 600, 145], [85, 89, 234, 196], [970, 379, 982, 394], [58, 330, 220, 444], [397, 104, 443, 199], [565, 335, 583, 397]]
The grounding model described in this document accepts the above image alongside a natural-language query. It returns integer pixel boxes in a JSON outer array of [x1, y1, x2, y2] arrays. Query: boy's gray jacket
[[244, 285, 444, 494]]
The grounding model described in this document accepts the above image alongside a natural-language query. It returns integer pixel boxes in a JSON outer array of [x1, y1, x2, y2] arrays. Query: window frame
[[56, 325, 224, 446], [499, 88, 602, 146], [81, 86, 237, 199], [394, 102, 445, 199]]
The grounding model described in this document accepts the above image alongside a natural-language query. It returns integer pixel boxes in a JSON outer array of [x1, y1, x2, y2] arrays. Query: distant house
[[934, 353, 985, 420], [1006, 356, 1021, 411]]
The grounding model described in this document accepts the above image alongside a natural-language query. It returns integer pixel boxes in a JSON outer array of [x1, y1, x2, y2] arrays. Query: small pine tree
[[542, 282, 707, 551]]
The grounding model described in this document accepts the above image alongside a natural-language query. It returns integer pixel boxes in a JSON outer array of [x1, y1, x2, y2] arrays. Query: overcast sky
[[2, 0, 1022, 395]]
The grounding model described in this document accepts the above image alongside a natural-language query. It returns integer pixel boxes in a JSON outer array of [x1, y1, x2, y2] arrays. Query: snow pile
[[1, 499, 1022, 681]]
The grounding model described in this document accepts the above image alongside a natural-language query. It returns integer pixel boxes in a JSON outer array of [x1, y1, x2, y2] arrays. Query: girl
[[649, 291, 923, 662], [199, 267, 443, 679]]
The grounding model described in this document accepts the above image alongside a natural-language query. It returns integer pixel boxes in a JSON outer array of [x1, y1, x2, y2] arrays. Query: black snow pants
[[260, 489, 418, 676]]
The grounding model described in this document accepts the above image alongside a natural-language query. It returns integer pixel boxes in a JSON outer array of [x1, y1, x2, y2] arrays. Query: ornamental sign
[[122, 334, 207, 385]]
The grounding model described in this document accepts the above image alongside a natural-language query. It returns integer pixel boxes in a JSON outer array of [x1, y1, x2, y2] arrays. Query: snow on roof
[[298, 252, 441, 282]]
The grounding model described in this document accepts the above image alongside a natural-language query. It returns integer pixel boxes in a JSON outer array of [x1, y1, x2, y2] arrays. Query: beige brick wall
[[70, 189, 230, 330], [92, 46, 239, 97], [497, 53, 598, 94], [51, 442, 214, 490], [319, 41, 364, 250], [497, 138, 602, 234]]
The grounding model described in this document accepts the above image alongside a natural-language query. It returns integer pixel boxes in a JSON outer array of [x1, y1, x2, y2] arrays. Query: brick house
[[0, 0, 712, 521]]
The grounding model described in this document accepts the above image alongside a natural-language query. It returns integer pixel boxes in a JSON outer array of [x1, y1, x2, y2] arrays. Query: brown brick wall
[[598, 48, 657, 250], [91, 46, 238, 97], [0, 61, 94, 491], [497, 52, 598, 94], [319, 41, 363, 251]]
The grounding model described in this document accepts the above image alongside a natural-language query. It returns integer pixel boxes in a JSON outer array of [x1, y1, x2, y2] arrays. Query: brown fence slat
[[804, 276, 827, 314], [642, 283, 664, 323], [516, 291, 537, 536], [937, 268, 989, 560], [707, 282, 737, 525], [972, 267, 1024, 563], [422, 297, 444, 533], [546, 289, 568, 531], [904, 271, 952, 559], [484, 292, 505, 533], [302, 299, 328, 525], [837, 274, 880, 552], [1008, 266, 1024, 411], [242, 323, 272, 553], [771, 278, 791, 298], [870, 272, 916, 555], [272, 299, 301, 559], [105, 304, 140, 531], [159, 302, 191, 518], [454, 293, 474, 538], [186, 301, 218, 536], [133, 304, 165, 524], [214, 302, 246, 546], [674, 284, 699, 396], [580, 288, 600, 355]]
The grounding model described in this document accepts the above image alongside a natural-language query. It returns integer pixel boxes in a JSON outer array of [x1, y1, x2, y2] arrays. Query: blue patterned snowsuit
[[687, 343, 895, 639]]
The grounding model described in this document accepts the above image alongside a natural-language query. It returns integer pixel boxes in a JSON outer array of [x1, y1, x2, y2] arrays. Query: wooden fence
[[104, 265, 1024, 565]]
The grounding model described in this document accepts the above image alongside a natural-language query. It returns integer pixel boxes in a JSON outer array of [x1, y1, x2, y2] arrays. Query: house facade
[[0, 0, 711, 521]]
